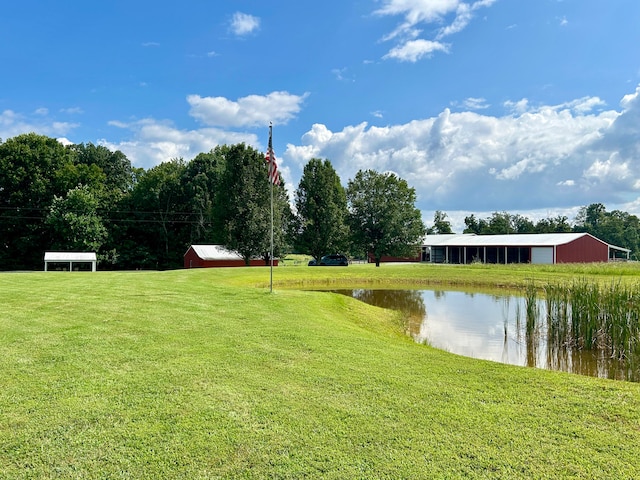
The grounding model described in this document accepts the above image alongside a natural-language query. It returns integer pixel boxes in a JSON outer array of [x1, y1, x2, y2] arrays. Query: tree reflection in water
[[329, 289, 640, 383], [349, 289, 427, 340]]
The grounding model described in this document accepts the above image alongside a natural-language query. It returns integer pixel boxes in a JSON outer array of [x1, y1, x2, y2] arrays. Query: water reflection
[[331, 289, 640, 382]]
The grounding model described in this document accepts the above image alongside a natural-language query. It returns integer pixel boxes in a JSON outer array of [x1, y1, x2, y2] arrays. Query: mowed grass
[[1, 264, 640, 478]]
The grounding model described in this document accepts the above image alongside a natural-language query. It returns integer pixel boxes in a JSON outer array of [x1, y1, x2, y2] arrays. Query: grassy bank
[[2, 265, 640, 478], [226, 260, 640, 291]]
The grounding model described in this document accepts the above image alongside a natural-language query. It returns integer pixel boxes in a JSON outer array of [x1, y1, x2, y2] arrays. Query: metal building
[[422, 233, 630, 264], [44, 252, 97, 271]]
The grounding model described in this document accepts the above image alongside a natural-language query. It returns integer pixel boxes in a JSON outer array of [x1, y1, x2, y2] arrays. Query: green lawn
[[2, 263, 640, 478]]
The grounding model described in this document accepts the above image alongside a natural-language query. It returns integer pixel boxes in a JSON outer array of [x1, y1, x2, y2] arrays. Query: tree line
[[2, 133, 639, 271], [0, 133, 425, 270]]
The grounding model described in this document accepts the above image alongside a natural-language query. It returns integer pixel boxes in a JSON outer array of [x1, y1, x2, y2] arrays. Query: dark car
[[319, 254, 349, 266]]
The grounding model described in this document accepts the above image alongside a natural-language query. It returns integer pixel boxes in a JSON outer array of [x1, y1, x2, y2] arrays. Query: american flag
[[265, 126, 280, 186]]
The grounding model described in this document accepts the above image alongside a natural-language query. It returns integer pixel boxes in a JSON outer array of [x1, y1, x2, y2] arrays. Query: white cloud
[[383, 39, 450, 62], [0, 109, 78, 140], [374, 0, 461, 26], [230, 12, 260, 36], [504, 98, 530, 115], [285, 88, 640, 215], [436, 2, 473, 40], [187, 91, 307, 128], [557, 180, 575, 187], [102, 118, 259, 169], [504, 96, 606, 116], [332, 67, 355, 82], [60, 107, 84, 115], [376, 0, 496, 61], [620, 87, 640, 109], [456, 97, 490, 110]]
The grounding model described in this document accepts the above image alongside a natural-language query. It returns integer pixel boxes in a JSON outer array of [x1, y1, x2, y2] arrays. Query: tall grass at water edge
[[525, 278, 640, 361]]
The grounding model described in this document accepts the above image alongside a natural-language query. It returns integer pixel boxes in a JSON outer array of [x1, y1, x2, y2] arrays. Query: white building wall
[[531, 247, 554, 264]]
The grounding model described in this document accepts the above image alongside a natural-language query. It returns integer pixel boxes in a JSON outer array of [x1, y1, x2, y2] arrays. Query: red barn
[[184, 245, 278, 268]]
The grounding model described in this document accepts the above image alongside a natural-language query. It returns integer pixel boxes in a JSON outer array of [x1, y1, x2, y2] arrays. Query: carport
[[44, 252, 97, 271]]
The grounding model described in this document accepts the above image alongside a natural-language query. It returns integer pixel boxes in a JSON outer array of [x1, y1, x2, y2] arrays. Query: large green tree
[[346, 170, 426, 267], [295, 158, 349, 262], [0, 133, 75, 269], [216, 143, 290, 264]]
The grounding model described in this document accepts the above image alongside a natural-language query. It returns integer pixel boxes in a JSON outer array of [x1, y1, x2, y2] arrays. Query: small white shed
[[44, 252, 97, 272]]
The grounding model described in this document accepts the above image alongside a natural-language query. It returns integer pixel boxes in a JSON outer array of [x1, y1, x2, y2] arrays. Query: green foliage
[[295, 158, 350, 261], [347, 170, 426, 266], [217, 144, 271, 264], [0, 133, 75, 269], [117, 159, 189, 269], [67, 142, 135, 200], [181, 149, 225, 243], [428, 210, 453, 234], [45, 185, 107, 252], [574, 204, 640, 259]]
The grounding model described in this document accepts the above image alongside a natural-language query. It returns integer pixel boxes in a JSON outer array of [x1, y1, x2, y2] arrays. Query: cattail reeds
[[527, 278, 640, 362]]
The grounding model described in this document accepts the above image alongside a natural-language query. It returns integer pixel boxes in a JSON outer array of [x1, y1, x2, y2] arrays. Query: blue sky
[[2, 0, 640, 231]]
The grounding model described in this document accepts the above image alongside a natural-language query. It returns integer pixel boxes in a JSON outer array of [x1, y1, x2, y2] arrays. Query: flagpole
[[269, 123, 274, 293]]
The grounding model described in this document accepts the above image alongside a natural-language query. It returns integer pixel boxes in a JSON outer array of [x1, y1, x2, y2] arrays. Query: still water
[[331, 289, 639, 382]]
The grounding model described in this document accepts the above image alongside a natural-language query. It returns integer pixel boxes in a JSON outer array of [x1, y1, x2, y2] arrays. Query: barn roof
[[44, 252, 97, 261], [424, 233, 624, 248], [188, 245, 244, 261]]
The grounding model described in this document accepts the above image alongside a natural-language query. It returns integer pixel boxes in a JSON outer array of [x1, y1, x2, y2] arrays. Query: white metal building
[[44, 252, 97, 271]]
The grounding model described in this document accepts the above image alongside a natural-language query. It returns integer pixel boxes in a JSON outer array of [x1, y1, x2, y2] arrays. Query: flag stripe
[[265, 128, 280, 185]]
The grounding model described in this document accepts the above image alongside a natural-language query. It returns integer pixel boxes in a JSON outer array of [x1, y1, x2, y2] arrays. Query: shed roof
[[44, 252, 97, 261], [188, 245, 243, 261]]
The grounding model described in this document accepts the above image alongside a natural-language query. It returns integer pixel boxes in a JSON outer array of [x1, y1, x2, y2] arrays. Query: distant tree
[[428, 210, 453, 234], [465, 212, 535, 234], [535, 215, 572, 233], [486, 211, 515, 234], [346, 170, 426, 267], [45, 185, 107, 252], [463, 214, 486, 234], [295, 158, 349, 262], [512, 214, 536, 233], [574, 203, 607, 234]]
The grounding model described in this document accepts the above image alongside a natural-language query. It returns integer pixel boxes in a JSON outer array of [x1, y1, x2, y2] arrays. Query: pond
[[330, 289, 640, 382]]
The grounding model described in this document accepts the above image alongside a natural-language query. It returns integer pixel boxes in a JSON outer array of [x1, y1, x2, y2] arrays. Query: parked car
[[308, 259, 317, 266], [319, 254, 349, 266]]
